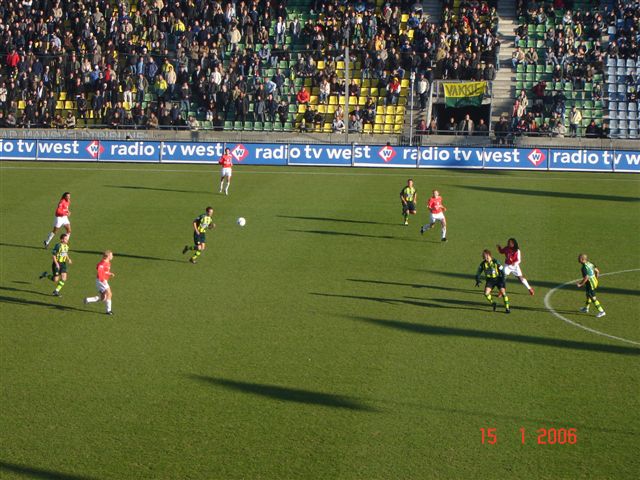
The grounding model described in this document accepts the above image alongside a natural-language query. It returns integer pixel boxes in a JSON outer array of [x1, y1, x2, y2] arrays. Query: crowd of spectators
[[505, 0, 608, 138]]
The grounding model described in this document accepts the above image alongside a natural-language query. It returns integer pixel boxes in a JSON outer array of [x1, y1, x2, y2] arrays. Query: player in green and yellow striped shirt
[[577, 254, 606, 318], [400, 179, 417, 225], [475, 249, 510, 313], [39, 233, 72, 296], [182, 207, 215, 263]]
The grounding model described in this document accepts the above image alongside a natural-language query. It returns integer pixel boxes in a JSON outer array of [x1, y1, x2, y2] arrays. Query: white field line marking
[[1, 164, 640, 182], [544, 269, 640, 346]]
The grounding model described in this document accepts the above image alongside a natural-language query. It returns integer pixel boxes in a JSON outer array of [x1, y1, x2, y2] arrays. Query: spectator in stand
[[296, 86, 310, 106], [386, 77, 401, 106], [585, 120, 601, 138], [446, 117, 457, 134], [569, 106, 582, 137], [416, 118, 428, 134], [475, 118, 489, 136], [512, 47, 526, 70], [458, 114, 474, 135], [525, 47, 539, 65]]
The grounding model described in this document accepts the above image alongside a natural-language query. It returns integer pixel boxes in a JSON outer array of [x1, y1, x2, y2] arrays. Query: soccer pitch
[[1, 161, 639, 479]]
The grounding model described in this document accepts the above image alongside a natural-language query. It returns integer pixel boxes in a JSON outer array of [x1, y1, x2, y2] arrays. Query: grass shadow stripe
[[187, 375, 378, 412], [0, 461, 96, 480]]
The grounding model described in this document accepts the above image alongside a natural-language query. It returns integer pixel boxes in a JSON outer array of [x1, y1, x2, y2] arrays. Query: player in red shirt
[[218, 148, 233, 195], [84, 250, 115, 315], [43, 192, 71, 247], [420, 190, 447, 241], [496, 238, 534, 295]]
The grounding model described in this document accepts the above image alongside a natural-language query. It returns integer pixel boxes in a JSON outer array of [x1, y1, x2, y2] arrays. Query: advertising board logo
[[378, 145, 396, 163], [527, 148, 545, 167], [86, 140, 104, 159], [231, 144, 249, 162]]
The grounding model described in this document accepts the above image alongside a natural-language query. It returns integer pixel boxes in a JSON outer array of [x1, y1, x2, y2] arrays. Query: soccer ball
[[237, 217, 246, 227]]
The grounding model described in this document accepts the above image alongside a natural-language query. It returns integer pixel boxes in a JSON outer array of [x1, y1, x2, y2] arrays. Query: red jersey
[[219, 154, 233, 168], [428, 196, 444, 214], [55, 198, 70, 217], [498, 246, 521, 266], [97, 260, 112, 282]]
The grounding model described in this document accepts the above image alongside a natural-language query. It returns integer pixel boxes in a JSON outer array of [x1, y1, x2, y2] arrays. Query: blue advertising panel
[[612, 150, 640, 173], [227, 142, 287, 165], [161, 141, 224, 163], [482, 147, 548, 170], [37, 140, 101, 161], [99, 140, 159, 162], [288, 144, 353, 166], [416, 146, 483, 169], [353, 144, 418, 167], [548, 149, 613, 172], [0, 139, 38, 160]]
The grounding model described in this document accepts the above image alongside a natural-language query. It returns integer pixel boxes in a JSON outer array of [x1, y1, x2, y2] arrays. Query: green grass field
[[1, 161, 639, 479]]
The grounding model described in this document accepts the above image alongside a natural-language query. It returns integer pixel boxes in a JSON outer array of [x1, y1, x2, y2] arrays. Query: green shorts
[[403, 201, 416, 214], [485, 277, 505, 291], [194, 232, 206, 245], [585, 283, 597, 298], [52, 262, 67, 276]]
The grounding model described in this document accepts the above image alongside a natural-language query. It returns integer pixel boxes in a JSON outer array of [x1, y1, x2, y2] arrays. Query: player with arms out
[[219, 147, 233, 195], [475, 249, 510, 313], [577, 254, 606, 318], [420, 189, 447, 241], [39, 233, 72, 296], [496, 238, 534, 295], [400, 179, 417, 225], [84, 250, 115, 315], [43, 192, 71, 247], [182, 207, 215, 264]]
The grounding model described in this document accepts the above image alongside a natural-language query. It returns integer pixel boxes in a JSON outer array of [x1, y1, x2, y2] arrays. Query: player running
[[182, 207, 215, 264], [420, 190, 447, 241], [475, 249, 510, 313], [44, 192, 71, 247], [496, 238, 534, 295], [219, 147, 233, 195], [576, 254, 606, 318], [84, 251, 115, 315], [400, 179, 417, 225], [39, 233, 72, 296]]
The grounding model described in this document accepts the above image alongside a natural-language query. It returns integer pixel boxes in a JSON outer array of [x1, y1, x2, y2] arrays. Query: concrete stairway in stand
[[491, 0, 517, 126]]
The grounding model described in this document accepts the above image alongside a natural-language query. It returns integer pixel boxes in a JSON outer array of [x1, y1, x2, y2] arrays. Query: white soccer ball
[[237, 217, 246, 227]]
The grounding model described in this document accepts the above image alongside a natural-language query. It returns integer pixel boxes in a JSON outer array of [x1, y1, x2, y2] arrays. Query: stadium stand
[[507, 0, 608, 138], [0, 0, 431, 134], [604, 0, 639, 139]]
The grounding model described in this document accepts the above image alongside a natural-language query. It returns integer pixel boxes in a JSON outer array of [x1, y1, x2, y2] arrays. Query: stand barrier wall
[[1, 139, 639, 173]]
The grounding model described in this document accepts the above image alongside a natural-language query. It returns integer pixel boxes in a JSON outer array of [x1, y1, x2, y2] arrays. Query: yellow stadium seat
[[59, 92, 67, 100], [383, 124, 393, 134], [18, 100, 26, 110], [55, 100, 64, 110], [348, 97, 357, 105], [310, 95, 318, 104], [375, 114, 384, 124], [318, 104, 326, 114], [362, 79, 371, 88], [394, 114, 403, 124], [401, 14, 409, 23], [328, 105, 336, 114], [385, 114, 394, 124], [373, 124, 383, 134], [329, 96, 338, 105], [370, 87, 379, 96], [323, 123, 332, 133], [385, 106, 396, 115], [64, 100, 74, 109], [394, 124, 403, 133], [376, 106, 385, 114], [401, 79, 410, 88], [396, 106, 406, 115], [408, 29, 414, 40], [358, 97, 366, 105], [337, 61, 345, 70], [317, 61, 325, 70], [363, 124, 372, 134]]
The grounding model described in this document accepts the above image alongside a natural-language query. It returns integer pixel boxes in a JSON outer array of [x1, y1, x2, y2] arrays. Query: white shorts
[[53, 216, 70, 228], [503, 264, 523, 277], [430, 212, 445, 223], [221, 167, 232, 178], [96, 279, 110, 293]]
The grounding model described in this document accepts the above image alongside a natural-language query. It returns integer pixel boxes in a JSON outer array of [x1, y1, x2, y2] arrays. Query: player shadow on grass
[[0, 285, 56, 297], [0, 294, 97, 314], [461, 185, 640, 203], [277, 215, 398, 226], [105, 185, 211, 194], [187, 375, 378, 412], [423, 269, 640, 297], [347, 278, 479, 294], [348, 315, 640, 356], [0, 243, 183, 264], [310, 292, 486, 312], [289, 229, 423, 242], [0, 460, 96, 480], [427, 297, 574, 314]]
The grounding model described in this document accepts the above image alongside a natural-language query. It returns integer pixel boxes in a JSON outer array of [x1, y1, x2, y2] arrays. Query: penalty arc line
[[544, 268, 640, 346]]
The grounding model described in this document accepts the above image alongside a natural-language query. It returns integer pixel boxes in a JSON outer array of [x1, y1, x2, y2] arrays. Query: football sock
[[593, 300, 604, 313], [45, 232, 55, 245], [521, 278, 532, 289], [484, 294, 493, 304], [85, 296, 100, 303], [225, 185, 229, 194], [106, 299, 112, 313], [55, 281, 65, 292], [191, 250, 202, 261], [503, 295, 510, 308], [441, 225, 447, 239]]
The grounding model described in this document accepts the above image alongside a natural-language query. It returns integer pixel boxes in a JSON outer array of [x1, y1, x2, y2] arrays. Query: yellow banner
[[443, 81, 487, 98]]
